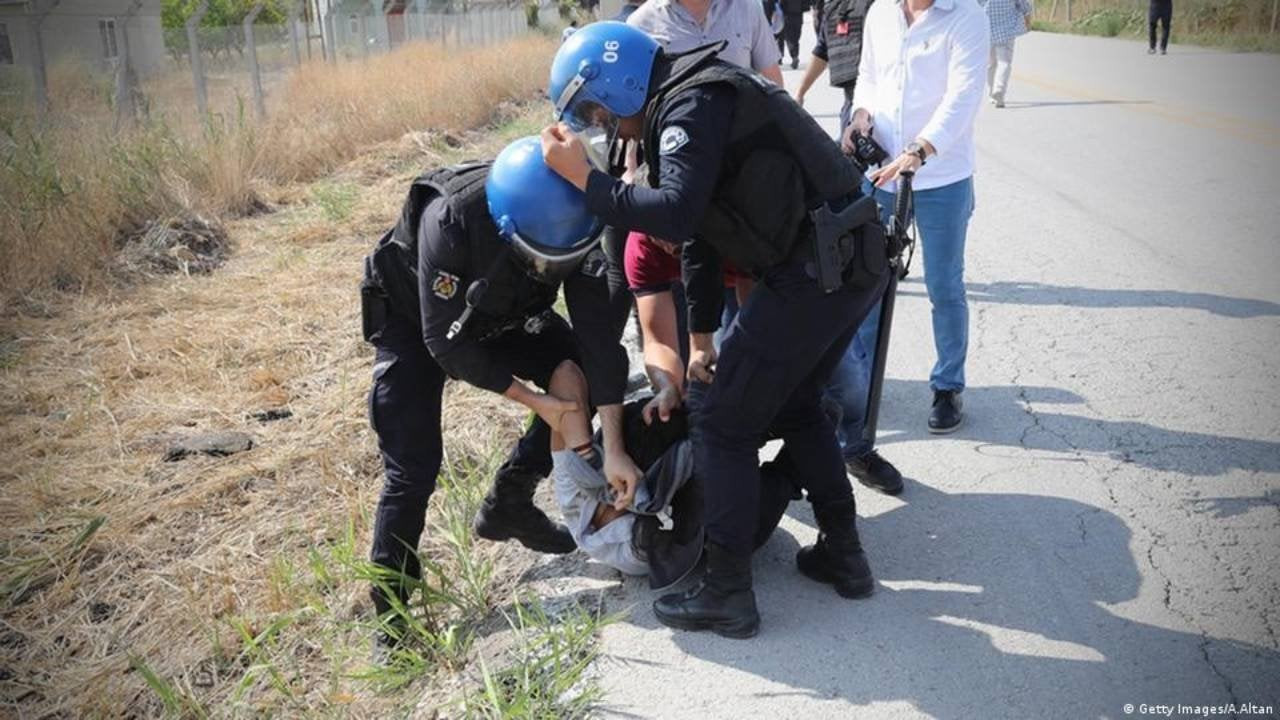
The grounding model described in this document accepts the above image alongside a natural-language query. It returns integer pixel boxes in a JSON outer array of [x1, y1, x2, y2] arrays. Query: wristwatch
[[905, 141, 928, 163]]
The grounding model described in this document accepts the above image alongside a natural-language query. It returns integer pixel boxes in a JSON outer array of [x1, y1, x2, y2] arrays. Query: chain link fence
[[0, 0, 560, 130]]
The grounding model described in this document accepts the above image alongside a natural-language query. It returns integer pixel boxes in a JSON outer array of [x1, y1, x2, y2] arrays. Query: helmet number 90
[[603, 39, 620, 63]]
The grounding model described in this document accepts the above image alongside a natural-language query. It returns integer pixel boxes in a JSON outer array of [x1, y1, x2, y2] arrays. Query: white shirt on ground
[[852, 0, 990, 191]]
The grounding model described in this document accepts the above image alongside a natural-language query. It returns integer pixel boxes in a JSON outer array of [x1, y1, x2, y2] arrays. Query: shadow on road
[[869, 379, 1280, 477], [898, 278, 1280, 318], [605, 485, 1280, 716], [1002, 99, 1154, 109]]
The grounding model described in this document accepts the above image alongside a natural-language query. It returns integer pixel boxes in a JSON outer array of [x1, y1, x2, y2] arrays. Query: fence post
[[244, 1, 266, 119], [186, 0, 210, 118], [288, 0, 304, 66], [368, 0, 387, 53], [25, 0, 60, 121], [114, 0, 144, 130], [324, 5, 337, 62], [358, 8, 370, 57], [415, 0, 429, 42]]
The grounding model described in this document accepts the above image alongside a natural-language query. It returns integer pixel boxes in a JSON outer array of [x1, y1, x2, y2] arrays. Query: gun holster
[[360, 255, 390, 343], [809, 195, 881, 294]]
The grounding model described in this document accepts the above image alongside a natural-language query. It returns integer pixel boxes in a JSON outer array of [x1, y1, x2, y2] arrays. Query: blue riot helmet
[[549, 21, 660, 143], [486, 136, 604, 283]]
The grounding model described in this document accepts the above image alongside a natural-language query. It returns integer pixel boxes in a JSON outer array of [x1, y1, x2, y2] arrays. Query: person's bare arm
[[795, 56, 828, 105], [760, 63, 785, 86], [598, 403, 641, 510], [635, 290, 685, 423]]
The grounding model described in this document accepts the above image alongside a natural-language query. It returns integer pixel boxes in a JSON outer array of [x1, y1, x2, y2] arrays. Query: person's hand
[[642, 385, 682, 425], [540, 123, 592, 190], [603, 450, 642, 510], [527, 391, 580, 436], [869, 151, 924, 188], [687, 333, 717, 384], [841, 111, 874, 155]]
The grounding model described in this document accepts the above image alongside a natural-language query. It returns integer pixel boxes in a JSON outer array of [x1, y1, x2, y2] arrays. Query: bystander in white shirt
[[852, 0, 989, 191]]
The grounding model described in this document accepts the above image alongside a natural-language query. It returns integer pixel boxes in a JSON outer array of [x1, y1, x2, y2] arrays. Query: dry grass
[[0, 34, 557, 308], [0, 44, 586, 717]]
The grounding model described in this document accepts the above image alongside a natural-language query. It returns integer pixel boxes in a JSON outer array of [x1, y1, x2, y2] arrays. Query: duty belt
[[473, 309, 555, 343]]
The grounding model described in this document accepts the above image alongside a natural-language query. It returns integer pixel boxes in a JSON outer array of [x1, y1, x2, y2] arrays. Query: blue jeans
[[827, 176, 974, 455]]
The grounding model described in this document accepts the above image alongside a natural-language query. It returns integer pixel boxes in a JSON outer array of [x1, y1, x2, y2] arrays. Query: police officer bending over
[[360, 137, 638, 651], [542, 22, 892, 638]]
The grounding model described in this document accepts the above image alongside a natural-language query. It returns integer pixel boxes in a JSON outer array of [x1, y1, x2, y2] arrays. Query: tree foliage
[[161, 0, 290, 30]]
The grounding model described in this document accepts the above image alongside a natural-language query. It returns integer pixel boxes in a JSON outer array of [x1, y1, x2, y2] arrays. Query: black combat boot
[[653, 542, 760, 639], [473, 467, 576, 554], [796, 498, 875, 599]]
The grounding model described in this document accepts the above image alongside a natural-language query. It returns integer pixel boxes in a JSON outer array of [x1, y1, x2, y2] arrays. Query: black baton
[[861, 172, 913, 445]]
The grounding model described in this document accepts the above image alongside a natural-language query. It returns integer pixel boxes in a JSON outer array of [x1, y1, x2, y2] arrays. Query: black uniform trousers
[[690, 250, 889, 555], [782, 12, 805, 62], [1148, 0, 1172, 51], [368, 310, 578, 596]]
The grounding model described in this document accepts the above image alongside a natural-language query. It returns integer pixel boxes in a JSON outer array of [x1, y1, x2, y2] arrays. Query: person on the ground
[[543, 22, 891, 638], [841, 0, 987, 435], [359, 137, 637, 656], [982, 0, 1032, 107], [548, 382, 800, 586], [1148, 0, 1171, 54]]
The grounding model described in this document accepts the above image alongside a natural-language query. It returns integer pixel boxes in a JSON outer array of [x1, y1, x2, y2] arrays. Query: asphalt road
[[584, 28, 1280, 719]]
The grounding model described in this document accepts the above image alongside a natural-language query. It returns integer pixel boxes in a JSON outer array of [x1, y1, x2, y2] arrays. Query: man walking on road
[[982, 0, 1032, 107], [841, 0, 988, 433], [779, 0, 809, 68], [1148, 0, 1171, 54]]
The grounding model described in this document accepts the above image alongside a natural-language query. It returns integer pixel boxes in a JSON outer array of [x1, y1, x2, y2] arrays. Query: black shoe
[[1148, 47, 1156, 54], [1160, 47, 1167, 54], [796, 498, 874, 599], [473, 468, 576, 554], [790, 57, 799, 69], [845, 450, 904, 495], [370, 589, 408, 666], [928, 390, 964, 434], [653, 542, 760, 638]]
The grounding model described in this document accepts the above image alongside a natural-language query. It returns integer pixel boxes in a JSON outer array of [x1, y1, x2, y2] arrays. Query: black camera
[[847, 131, 889, 173]]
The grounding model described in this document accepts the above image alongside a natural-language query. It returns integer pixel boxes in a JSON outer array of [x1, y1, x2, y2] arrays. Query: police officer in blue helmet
[[360, 135, 639, 657], [541, 21, 892, 637]]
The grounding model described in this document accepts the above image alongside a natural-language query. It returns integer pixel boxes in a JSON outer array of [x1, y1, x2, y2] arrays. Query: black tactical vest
[[824, 0, 873, 87], [365, 163, 556, 337], [642, 47, 862, 273]]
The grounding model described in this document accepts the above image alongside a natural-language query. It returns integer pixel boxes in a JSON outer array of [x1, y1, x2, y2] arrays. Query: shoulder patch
[[659, 126, 690, 155], [431, 271, 460, 300], [580, 247, 607, 278]]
